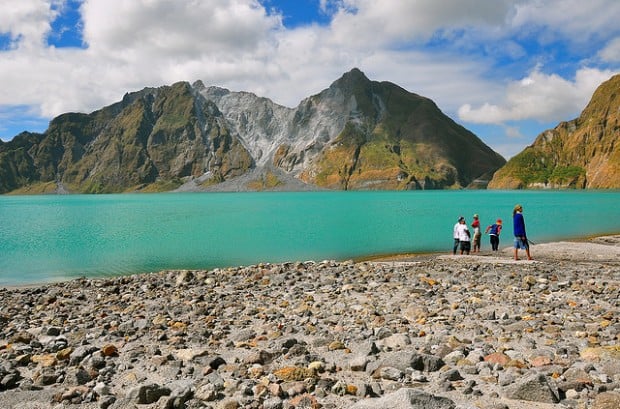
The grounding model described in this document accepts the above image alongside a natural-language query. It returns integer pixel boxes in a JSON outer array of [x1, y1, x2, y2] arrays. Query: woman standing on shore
[[513, 204, 532, 260]]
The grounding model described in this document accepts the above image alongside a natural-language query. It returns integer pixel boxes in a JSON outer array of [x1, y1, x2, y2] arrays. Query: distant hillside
[[0, 69, 506, 194], [489, 74, 620, 189]]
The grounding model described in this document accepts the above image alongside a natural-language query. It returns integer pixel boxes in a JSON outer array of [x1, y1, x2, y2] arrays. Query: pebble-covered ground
[[1, 237, 619, 409]]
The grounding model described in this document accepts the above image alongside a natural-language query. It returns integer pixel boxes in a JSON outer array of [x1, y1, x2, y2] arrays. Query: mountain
[[0, 69, 505, 194], [0, 82, 253, 194], [198, 68, 506, 190], [489, 74, 620, 189]]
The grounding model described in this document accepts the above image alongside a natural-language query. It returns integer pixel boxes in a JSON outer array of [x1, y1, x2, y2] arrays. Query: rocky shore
[[1, 236, 619, 409]]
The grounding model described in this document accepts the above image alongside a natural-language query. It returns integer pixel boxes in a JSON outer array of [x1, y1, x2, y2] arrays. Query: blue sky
[[1, 1, 619, 158]]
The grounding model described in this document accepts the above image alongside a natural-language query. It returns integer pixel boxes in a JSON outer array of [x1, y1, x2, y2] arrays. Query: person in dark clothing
[[485, 218, 502, 251], [513, 204, 532, 260]]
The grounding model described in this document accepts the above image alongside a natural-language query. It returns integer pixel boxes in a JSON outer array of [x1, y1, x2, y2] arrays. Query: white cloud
[[326, 0, 514, 48], [0, 0, 619, 155], [511, 0, 620, 44], [458, 67, 617, 124], [0, 0, 286, 116], [0, 0, 61, 49], [82, 0, 280, 56], [599, 37, 620, 63]]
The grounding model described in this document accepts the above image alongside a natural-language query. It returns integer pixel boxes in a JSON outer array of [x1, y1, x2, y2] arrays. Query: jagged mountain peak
[[0, 69, 507, 193], [331, 67, 371, 89], [272, 69, 505, 189]]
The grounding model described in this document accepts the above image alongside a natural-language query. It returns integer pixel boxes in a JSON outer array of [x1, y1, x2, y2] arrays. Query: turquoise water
[[1, 190, 620, 286]]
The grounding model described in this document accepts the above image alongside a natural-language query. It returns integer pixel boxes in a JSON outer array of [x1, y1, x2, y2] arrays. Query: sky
[[0, 1, 619, 159]]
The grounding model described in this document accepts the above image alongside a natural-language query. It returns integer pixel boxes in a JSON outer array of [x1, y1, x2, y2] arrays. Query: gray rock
[[348, 355, 369, 371], [231, 328, 256, 343], [331, 380, 349, 396], [126, 383, 172, 404], [194, 383, 219, 402], [69, 345, 98, 366], [349, 388, 456, 409], [64, 367, 92, 385], [440, 369, 464, 382], [411, 353, 445, 372], [366, 352, 416, 373], [93, 382, 112, 396], [163, 381, 194, 409], [372, 366, 403, 381], [1, 370, 21, 390], [205, 355, 226, 370], [503, 373, 560, 403], [377, 333, 411, 350], [591, 391, 620, 409], [263, 397, 283, 409], [442, 350, 465, 365], [99, 395, 116, 409]]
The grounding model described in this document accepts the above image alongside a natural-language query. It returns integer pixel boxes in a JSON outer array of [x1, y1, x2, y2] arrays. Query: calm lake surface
[[1, 190, 620, 286]]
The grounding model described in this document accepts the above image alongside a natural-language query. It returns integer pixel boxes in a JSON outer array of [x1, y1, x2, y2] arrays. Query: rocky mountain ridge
[[0, 69, 506, 194], [488, 73, 620, 189]]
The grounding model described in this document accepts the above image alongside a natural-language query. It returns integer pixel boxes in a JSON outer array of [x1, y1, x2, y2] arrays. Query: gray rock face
[[197, 78, 357, 176], [198, 85, 295, 168]]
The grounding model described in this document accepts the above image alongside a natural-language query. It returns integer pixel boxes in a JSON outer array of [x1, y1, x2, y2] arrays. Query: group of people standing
[[452, 204, 531, 260]]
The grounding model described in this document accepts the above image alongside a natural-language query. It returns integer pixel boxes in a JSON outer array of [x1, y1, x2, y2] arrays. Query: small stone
[[127, 383, 171, 404], [529, 355, 552, 367], [56, 347, 73, 361], [10, 331, 34, 344], [263, 397, 283, 409], [503, 374, 560, 404], [272, 366, 317, 382], [288, 393, 320, 409], [32, 354, 57, 367], [101, 344, 118, 357], [328, 340, 346, 351], [15, 354, 31, 365], [349, 388, 456, 409], [441, 369, 464, 381], [308, 361, 324, 373], [93, 382, 111, 396], [484, 352, 510, 366], [591, 391, 620, 409], [372, 366, 403, 381], [348, 355, 369, 371]]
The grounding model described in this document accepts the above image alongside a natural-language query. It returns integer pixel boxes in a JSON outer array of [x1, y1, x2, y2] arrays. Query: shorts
[[514, 237, 529, 250], [459, 241, 471, 252]]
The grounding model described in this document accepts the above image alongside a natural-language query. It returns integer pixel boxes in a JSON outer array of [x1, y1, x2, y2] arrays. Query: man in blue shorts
[[513, 204, 532, 260]]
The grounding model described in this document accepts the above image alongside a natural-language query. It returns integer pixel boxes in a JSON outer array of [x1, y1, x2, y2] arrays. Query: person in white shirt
[[452, 216, 463, 254], [455, 217, 471, 255]]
